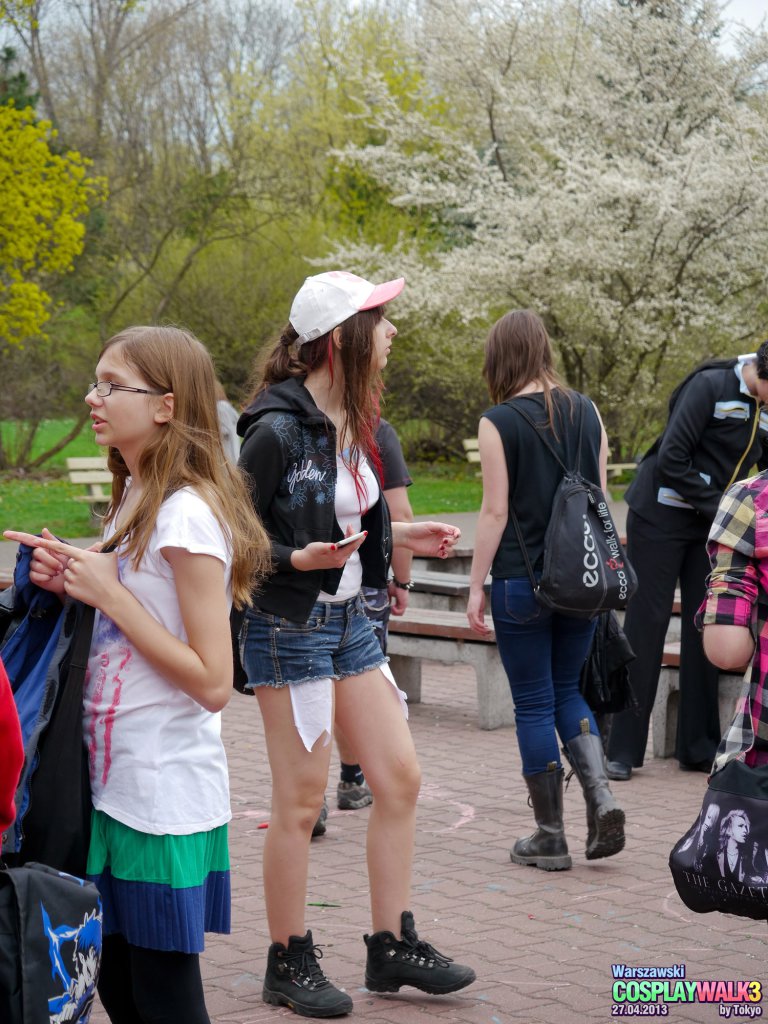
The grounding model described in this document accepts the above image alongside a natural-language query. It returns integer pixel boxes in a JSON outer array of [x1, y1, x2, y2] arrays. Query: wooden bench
[[387, 607, 514, 730], [606, 462, 638, 478], [408, 568, 489, 612], [386, 598, 717, 743], [66, 457, 112, 516], [650, 642, 747, 758], [462, 437, 481, 467]]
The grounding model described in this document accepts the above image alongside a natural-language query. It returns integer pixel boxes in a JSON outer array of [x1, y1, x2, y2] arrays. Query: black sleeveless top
[[483, 389, 602, 578]]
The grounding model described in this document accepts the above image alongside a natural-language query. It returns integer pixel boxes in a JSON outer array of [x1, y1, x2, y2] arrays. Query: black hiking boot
[[364, 910, 476, 994], [262, 930, 352, 1018]]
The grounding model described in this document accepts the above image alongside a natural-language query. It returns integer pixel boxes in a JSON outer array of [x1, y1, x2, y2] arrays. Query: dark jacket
[[0, 545, 93, 876], [627, 365, 768, 531], [238, 377, 392, 622]]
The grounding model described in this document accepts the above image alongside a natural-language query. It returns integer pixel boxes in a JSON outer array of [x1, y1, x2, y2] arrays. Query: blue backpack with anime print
[[0, 542, 95, 876]]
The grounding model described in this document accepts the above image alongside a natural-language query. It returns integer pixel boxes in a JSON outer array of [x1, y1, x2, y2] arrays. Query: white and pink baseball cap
[[290, 271, 405, 344]]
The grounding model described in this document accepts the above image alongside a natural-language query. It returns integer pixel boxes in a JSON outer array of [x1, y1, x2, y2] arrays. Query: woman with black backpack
[[467, 309, 625, 871]]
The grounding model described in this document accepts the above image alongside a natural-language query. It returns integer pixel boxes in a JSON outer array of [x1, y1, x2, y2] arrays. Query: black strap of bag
[[14, 540, 115, 878], [18, 600, 95, 878], [505, 397, 585, 591]]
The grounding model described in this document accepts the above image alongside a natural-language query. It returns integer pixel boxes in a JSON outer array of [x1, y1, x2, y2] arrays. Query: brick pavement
[[85, 658, 767, 1024]]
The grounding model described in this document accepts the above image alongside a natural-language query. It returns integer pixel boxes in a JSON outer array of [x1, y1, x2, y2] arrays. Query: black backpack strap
[[504, 395, 585, 588], [505, 394, 584, 475], [508, 506, 538, 592]]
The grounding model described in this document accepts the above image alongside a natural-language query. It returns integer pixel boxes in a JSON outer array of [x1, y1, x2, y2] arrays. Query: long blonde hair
[[100, 326, 270, 607]]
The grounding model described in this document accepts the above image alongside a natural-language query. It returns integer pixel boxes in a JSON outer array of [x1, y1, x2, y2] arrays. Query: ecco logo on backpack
[[582, 515, 599, 587], [508, 401, 638, 619]]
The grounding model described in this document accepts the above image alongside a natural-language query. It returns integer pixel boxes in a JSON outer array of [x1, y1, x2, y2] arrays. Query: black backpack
[[0, 861, 102, 1024], [509, 401, 638, 619]]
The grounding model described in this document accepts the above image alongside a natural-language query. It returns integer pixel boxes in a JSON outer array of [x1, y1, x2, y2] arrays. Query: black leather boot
[[510, 764, 572, 871], [565, 721, 626, 860]]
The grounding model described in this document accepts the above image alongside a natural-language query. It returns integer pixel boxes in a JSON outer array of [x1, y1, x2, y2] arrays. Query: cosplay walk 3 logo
[[610, 963, 763, 1017]]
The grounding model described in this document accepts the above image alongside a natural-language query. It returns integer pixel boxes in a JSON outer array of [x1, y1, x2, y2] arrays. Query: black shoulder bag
[[669, 759, 768, 922], [4, 541, 113, 877], [508, 399, 638, 619], [0, 860, 102, 1024]]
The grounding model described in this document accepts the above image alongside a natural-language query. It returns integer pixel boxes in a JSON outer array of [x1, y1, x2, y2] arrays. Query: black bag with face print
[[669, 759, 768, 921]]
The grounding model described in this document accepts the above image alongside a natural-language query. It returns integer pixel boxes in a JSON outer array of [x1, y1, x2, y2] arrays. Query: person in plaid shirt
[[697, 472, 768, 772]]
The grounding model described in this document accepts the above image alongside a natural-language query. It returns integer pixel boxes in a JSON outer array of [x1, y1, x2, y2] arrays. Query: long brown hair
[[483, 309, 571, 431], [250, 307, 385, 478], [101, 326, 270, 608]]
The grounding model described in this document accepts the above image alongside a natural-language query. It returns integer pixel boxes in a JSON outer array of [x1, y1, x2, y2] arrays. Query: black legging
[[607, 509, 721, 767], [97, 934, 211, 1024]]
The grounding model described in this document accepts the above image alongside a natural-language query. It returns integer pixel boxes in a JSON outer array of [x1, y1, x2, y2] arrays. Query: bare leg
[[335, 668, 420, 934], [335, 725, 358, 765], [256, 685, 332, 945]]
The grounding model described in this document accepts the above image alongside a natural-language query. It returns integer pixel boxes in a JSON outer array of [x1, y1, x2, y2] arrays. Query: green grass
[[0, 423, 482, 539], [0, 419, 99, 540], [0, 478, 98, 538], [1, 418, 99, 469], [0, 419, 100, 538], [408, 463, 482, 514]]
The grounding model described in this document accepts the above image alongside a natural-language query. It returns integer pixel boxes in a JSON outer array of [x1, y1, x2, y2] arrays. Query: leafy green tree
[[0, 103, 100, 346], [0, 103, 102, 466], [0, 45, 36, 107]]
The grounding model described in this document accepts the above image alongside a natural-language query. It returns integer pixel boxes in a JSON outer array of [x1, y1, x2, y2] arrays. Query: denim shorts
[[239, 594, 387, 688]]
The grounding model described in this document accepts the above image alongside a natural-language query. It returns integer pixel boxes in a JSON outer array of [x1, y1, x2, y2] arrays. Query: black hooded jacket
[[626, 364, 768, 532], [237, 377, 392, 622]]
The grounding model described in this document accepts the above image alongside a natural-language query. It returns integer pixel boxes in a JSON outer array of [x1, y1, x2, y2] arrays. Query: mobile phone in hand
[[335, 530, 366, 548]]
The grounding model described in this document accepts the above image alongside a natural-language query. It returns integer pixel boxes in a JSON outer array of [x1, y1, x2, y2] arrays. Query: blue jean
[[240, 595, 386, 688], [491, 577, 598, 775]]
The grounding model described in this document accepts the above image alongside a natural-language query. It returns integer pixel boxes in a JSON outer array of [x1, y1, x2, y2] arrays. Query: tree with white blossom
[[334, 0, 768, 451]]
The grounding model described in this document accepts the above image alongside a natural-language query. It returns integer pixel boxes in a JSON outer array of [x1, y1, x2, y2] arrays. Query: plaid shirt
[[696, 471, 768, 771]]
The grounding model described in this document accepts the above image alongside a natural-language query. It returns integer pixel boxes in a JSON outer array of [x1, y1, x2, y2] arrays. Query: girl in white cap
[[236, 271, 476, 1017]]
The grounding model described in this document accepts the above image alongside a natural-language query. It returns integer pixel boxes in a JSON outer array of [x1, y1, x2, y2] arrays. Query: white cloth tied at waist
[[289, 661, 408, 752]]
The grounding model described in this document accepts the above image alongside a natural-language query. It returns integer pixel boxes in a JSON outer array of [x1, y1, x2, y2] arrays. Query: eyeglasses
[[88, 381, 163, 398]]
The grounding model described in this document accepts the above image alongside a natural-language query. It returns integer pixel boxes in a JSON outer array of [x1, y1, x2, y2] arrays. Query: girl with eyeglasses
[[6, 326, 270, 1024]]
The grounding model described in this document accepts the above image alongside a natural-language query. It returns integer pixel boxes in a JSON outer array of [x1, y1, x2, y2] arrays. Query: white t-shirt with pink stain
[[83, 487, 233, 836]]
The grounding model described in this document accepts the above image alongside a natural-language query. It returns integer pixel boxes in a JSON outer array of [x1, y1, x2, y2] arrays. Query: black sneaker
[[262, 930, 352, 1018], [312, 799, 328, 838], [337, 779, 373, 810], [364, 911, 476, 995]]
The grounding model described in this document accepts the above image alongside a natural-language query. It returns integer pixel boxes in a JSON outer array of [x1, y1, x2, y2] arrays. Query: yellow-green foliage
[[0, 104, 103, 344]]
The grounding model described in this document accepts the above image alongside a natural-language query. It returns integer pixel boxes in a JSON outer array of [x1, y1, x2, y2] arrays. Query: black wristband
[[390, 576, 415, 591]]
